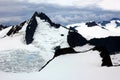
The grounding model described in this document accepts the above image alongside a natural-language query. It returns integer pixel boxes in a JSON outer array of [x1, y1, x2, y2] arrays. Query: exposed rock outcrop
[[67, 27, 88, 47]]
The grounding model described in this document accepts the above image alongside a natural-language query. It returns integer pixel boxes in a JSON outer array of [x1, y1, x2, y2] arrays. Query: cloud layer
[[98, 0, 120, 11], [18, 0, 120, 11], [0, 0, 120, 25]]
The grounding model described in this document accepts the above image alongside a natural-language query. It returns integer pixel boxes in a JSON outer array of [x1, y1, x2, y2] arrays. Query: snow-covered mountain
[[0, 24, 8, 31], [0, 12, 120, 80], [99, 18, 120, 32], [0, 12, 69, 72]]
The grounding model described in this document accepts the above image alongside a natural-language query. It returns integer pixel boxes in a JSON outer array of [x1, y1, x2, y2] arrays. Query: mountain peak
[[31, 11, 51, 22], [32, 11, 39, 18], [25, 11, 61, 44]]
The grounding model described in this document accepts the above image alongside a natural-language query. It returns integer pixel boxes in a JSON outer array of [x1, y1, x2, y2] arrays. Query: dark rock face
[[111, 18, 120, 27], [54, 47, 77, 57], [100, 18, 120, 27], [93, 46, 113, 67], [89, 36, 120, 54], [0, 24, 8, 30], [100, 21, 110, 26], [115, 21, 120, 27], [37, 12, 61, 28], [67, 27, 88, 47], [25, 12, 38, 44], [111, 18, 120, 20], [7, 26, 15, 36], [86, 21, 98, 27], [7, 21, 26, 36]]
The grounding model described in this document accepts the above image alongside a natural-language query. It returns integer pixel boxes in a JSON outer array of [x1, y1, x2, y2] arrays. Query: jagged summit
[[7, 21, 26, 36], [0, 24, 8, 30], [86, 21, 98, 27], [25, 11, 62, 44], [31, 11, 61, 28]]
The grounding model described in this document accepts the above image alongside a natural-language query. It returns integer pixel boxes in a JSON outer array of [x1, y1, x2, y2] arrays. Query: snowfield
[[0, 51, 120, 80]]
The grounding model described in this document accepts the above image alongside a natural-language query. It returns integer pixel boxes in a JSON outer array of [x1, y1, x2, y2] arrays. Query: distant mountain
[[0, 24, 8, 30], [99, 18, 120, 27]]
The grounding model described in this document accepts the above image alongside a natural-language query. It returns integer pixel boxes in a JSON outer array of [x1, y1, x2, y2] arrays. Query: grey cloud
[[0, 1, 120, 26], [0, 16, 23, 25]]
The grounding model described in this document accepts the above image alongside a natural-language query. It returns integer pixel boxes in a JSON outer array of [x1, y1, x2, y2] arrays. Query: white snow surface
[[73, 44, 94, 52], [0, 26, 12, 38], [105, 20, 120, 32]]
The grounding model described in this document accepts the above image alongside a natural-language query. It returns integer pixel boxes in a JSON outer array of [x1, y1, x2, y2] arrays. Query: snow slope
[[0, 26, 12, 38], [99, 18, 120, 32], [105, 20, 120, 32]]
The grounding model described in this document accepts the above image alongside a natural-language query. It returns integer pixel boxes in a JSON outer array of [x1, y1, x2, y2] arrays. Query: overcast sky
[[0, 0, 120, 25]]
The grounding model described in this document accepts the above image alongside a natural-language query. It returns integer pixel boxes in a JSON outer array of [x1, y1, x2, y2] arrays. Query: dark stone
[[93, 46, 113, 67], [54, 46, 61, 51], [51, 23, 61, 28], [7, 26, 15, 36], [86, 21, 98, 27], [89, 36, 120, 54], [67, 27, 88, 47], [25, 12, 38, 44], [111, 18, 120, 27], [0, 24, 8, 30], [6, 21, 26, 36], [111, 18, 120, 20], [100, 21, 110, 26], [115, 21, 120, 27], [13, 25, 22, 34], [54, 47, 77, 57], [61, 34, 64, 36], [38, 12, 52, 24], [38, 12, 61, 28]]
